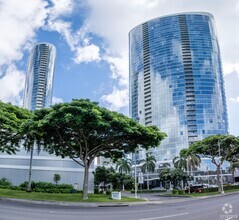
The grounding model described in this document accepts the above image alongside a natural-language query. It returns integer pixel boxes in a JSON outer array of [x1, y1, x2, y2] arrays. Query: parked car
[[185, 184, 204, 193]]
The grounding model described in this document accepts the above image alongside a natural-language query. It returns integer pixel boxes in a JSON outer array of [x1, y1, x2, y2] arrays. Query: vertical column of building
[[142, 22, 152, 126], [131, 73, 139, 121], [178, 15, 198, 145]]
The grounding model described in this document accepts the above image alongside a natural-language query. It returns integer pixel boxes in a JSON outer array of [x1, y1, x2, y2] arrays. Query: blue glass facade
[[129, 13, 228, 162], [23, 43, 56, 110]]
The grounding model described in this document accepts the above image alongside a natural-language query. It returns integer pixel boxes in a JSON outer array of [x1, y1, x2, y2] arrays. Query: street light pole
[[218, 139, 225, 194], [134, 149, 138, 198]]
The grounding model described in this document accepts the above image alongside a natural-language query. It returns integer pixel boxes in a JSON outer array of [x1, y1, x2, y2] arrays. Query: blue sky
[[0, 0, 239, 136]]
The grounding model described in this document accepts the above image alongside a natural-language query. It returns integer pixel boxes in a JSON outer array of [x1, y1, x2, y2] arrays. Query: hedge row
[[0, 179, 82, 194], [199, 185, 239, 193], [130, 189, 167, 193]]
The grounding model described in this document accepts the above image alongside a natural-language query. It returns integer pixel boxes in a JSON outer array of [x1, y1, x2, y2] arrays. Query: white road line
[[139, 212, 189, 220]]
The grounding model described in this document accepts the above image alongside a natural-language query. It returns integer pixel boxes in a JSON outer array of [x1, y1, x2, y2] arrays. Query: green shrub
[[201, 187, 218, 193], [172, 189, 177, 194], [19, 181, 36, 191], [106, 190, 111, 195], [0, 177, 11, 188], [9, 186, 22, 191], [224, 185, 239, 190], [177, 190, 185, 195], [130, 189, 167, 193], [94, 188, 99, 194], [19, 181, 74, 193]]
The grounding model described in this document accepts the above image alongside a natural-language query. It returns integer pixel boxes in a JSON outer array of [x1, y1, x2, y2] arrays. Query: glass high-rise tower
[[23, 43, 56, 110], [129, 12, 228, 162]]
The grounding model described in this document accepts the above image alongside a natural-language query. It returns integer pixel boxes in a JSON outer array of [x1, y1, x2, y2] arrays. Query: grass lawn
[[0, 189, 144, 203]]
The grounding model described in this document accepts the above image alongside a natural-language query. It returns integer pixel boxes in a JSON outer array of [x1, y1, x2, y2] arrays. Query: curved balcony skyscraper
[[129, 12, 228, 162], [23, 43, 56, 110]]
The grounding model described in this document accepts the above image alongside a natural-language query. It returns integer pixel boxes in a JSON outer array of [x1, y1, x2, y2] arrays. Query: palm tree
[[173, 155, 187, 170], [116, 158, 132, 174], [173, 153, 201, 176], [140, 152, 156, 190], [115, 157, 132, 191], [187, 153, 201, 176], [159, 168, 172, 189]]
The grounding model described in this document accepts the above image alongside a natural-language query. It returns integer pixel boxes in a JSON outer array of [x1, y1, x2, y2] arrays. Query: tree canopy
[[0, 101, 32, 154], [31, 99, 166, 199], [187, 135, 239, 163], [185, 134, 239, 192]]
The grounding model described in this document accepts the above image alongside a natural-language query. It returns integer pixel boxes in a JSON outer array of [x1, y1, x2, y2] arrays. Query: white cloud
[[0, 65, 25, 105], [46, 19, 77, 50], [101, 87, 128, 111], [223, 62, 239, 75], [104, 55, 128, 86], [46, 4, 102, 64], [0, 0, 49, 105], [50, 0, 74, 18], [52, 96, 64, 104], [229, 97, 239, 103], [74, 44, 101, 63], [0, 0, 48, 66]]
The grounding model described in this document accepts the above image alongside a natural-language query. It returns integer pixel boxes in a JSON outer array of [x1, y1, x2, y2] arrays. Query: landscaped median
[[161, 187, 239, 197], [0, 188, 144, 203]]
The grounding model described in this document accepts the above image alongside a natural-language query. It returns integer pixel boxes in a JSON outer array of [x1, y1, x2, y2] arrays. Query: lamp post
[[134, 149, 138, 198], [186, 158, 190, 194], [206, 166, 210, 186], [218, 138, 226, 195]]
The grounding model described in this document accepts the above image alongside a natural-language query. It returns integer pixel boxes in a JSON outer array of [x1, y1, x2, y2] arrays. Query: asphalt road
[[0, 194, 238, 220]]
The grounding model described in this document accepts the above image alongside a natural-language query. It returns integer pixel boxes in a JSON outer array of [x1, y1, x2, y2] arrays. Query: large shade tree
[[0, 101, 32, 154], [186, 135, 239, 192], [31, 99, 166, 199]]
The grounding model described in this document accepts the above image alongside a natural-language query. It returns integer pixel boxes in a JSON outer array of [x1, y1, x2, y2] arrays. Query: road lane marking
[[139, 212, 189, 220]]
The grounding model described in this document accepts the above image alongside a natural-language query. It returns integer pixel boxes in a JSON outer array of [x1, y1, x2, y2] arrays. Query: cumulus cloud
[[101, 87, 128, 111], [0, 65, 25, 105], [0, 0, 48, 66], [0, 0, 49, 106], [229, 97, 239, 103], [52, 96, 64, 104], [74, 44, 101, 63], [50, 0, 74, 18], [223, 62, 239, 75]]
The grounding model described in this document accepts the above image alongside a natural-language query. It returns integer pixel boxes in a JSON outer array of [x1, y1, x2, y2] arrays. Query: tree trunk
[[146, 172, 150, 190], [82, 163, 90, 200], [216, 164, 222, 193], [27, 145, 34, 192], [146, 166, 149, 190]]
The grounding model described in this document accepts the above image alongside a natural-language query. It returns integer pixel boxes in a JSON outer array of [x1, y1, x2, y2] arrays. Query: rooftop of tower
[[129, 12, 214, 34]]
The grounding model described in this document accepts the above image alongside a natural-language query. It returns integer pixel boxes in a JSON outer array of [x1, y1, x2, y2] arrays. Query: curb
[[0, 197, 162, 208]]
